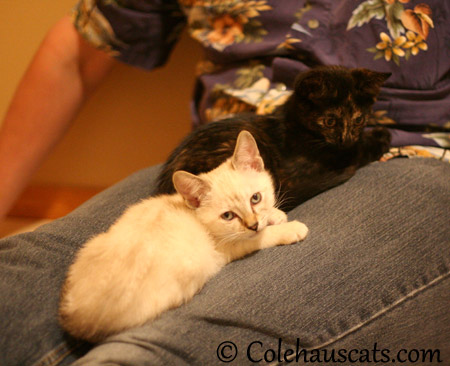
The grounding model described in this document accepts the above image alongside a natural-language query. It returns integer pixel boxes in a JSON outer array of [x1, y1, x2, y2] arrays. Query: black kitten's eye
[[354, 116, 365, 125], [221, 211, 236, 221], [324, 118, 336, 128], [250, 192, 262, 205]]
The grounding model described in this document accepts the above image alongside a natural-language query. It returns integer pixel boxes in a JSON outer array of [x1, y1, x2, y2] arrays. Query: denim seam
[[31, 340, 86, 366], [271, 268, 450, 365]]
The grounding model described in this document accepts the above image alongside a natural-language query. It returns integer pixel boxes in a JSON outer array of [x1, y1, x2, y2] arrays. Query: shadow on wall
[[33, 31, 202, 188], [0, 0, 202, 189]]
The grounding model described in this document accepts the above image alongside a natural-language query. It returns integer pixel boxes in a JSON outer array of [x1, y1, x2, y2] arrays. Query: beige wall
[[0, 1, 201, 188]]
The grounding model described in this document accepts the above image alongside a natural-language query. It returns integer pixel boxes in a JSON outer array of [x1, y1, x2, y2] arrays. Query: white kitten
[[59, 131, 308, 342]]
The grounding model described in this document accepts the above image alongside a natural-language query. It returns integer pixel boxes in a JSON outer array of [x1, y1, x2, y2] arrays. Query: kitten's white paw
[[279, 220, 309, 244], [268, 208, 288, 225]]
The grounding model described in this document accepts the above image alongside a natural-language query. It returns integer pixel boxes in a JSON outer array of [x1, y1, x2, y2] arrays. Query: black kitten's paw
[[358, 126, 391, 166], [368, 126, 391, 155]]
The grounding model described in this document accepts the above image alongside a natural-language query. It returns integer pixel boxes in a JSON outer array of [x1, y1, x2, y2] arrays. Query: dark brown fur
[[156, 66, 391, 211]]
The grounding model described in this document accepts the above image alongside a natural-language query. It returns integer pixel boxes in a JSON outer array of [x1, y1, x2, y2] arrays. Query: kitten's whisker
[[275, 189, 296, 210], [215, 231, 243, 246], [275, 185, 289, 208]]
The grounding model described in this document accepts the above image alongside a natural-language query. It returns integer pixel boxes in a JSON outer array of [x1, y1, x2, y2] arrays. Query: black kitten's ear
[[173, 171, 210, 209], [294, 71, 334, 101], [351, 68, 391, 100]]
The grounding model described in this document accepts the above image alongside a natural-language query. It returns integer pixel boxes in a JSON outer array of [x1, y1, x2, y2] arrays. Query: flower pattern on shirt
[[71, 0, 449, 153], [347, 0, 434, 65], [179, 0, 272, 51], [72, 0, 123, 55]]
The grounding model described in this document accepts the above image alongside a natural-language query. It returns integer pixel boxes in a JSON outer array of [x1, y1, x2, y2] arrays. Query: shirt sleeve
[[71, 0, 186, 70]]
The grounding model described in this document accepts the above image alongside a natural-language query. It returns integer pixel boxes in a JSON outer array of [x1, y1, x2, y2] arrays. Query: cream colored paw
[[279, 220, 309, 244]]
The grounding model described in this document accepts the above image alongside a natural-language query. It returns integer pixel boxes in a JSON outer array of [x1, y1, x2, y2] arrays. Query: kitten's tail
[[59, 284, 113, 343]]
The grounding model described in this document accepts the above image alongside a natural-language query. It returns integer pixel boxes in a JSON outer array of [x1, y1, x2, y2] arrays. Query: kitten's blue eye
[[221, 211, 236, 221], [251, 193, 262, 205]]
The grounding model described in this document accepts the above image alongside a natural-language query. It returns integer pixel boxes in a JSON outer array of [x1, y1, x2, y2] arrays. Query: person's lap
[[1, 158, 449, 366]]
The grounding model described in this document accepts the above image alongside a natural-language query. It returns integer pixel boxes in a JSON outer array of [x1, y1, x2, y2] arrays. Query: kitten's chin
[[216, 224, 267, 242], [236, 230, 260, 240], [326, 139, 356, 150], [338, 141, 356, 150], [245, 225, 266, 237]]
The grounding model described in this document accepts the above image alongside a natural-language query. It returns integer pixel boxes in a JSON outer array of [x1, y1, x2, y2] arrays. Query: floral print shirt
[[72, 0, 450, 158]]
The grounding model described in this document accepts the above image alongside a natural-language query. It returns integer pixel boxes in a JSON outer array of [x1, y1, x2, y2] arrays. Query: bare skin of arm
[[0, 15, 116, 219]]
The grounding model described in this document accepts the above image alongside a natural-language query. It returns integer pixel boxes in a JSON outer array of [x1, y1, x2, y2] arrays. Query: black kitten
[[156, 66, 391, 211]]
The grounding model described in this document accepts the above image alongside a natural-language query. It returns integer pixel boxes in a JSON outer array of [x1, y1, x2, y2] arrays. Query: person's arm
[[0, 15, 116, 219]]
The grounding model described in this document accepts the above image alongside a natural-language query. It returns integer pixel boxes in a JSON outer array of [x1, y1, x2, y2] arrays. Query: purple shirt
[[72, 0, 450, 148]]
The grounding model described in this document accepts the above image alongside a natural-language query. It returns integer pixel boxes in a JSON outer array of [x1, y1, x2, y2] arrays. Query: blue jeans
[[1, 158, 449, 366]]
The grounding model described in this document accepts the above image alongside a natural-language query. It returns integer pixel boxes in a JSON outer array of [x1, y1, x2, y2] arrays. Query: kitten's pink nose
[[247, 222, 259, 231]]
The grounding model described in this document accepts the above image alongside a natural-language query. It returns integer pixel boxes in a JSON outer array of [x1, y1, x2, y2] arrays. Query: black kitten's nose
[[338, 136, 353, 149], [247, 222, 259, 231]]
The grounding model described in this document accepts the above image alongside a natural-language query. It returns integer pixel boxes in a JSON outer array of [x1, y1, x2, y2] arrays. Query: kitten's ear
[[351, 68, 391, 102], [294, 71, 331, 101], [231, 130, 264, 172], [173, 171, 210, 209]]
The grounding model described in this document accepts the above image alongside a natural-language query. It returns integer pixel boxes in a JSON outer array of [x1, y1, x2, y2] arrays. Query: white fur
[[59, 131, 308, 342]]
